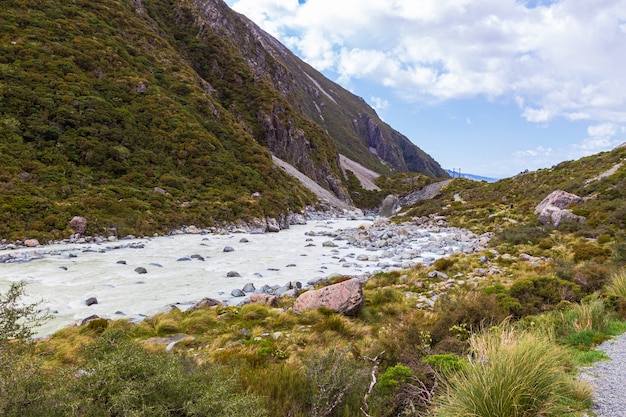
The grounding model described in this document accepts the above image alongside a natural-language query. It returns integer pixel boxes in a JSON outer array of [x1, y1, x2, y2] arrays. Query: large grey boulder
[[534, 190, 585, 227], [292, 278, 364, 316], [379, 194, 399, 217]]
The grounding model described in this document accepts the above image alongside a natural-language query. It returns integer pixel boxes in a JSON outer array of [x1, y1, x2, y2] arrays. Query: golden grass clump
[[605, 268, 626, 299], [434, 326, 592, 417]]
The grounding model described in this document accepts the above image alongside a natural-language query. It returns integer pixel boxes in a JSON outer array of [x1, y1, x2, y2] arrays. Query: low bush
[[572, 242, 611, 262], [509, 275, 580, 316], [572, 261, 610, 292], [494, 224, 551, 246], [431, 291, 507, 346]]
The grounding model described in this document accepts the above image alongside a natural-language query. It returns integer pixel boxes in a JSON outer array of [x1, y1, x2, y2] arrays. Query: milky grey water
[[0, 218, 464, 337]]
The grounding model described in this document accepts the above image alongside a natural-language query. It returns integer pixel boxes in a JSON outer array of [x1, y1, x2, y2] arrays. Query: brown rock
[[187, 297, 221, 311], [70, 216, 88, 234], [292, 278, 364, 316], [24, 239, 40, 247], [249, 293, 278, 306]]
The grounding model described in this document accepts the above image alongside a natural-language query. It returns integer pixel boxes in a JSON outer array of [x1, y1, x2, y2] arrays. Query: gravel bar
[[580, 332, 626, 417]]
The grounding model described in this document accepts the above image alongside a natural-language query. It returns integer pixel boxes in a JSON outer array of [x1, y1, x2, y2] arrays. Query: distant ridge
[[445, 170, 498, 182]]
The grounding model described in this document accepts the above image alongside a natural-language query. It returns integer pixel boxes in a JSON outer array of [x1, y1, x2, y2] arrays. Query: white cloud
[[370, 96, 389, 113], [226, 0, 626, 126], [587, 122, 620, 139], [514, 145, 553, 158]]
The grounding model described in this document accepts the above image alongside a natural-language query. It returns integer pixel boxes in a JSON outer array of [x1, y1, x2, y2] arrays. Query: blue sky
[[224, 0, 626, 178]]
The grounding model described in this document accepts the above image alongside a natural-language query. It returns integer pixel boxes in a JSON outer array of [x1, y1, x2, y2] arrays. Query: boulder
[[535, 190, 583, 213], [185, 225, 201, 234], [85, 297, 98, 306], [242, 283, 256, 293], [223, 246, 235, 252], [534, 190, 586, 227], [231, 289, 245, 297], [188, 297, 221, 311], [24, 239, 39, 247], [379, 194, 400, 217], [249, 293, 278, 306], [226, 271, 241, 277], [266, 217, 281, 233], [134, 267, 148, 274], [292, 278, 364, 316], [70, 216, 87, 234]]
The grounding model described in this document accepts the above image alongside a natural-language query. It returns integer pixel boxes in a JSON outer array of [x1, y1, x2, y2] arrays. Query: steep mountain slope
[[0, 0, 444, 241], [190, 0, 446, 177]]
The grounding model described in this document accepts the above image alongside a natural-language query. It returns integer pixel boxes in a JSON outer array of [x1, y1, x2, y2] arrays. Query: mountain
[[0, 0, 445, 240]]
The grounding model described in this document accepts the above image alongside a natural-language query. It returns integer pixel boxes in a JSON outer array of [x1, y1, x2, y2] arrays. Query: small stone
[[223, 246, 235, 252], [85, 297, 98, 306], [227, 271, 241, 277], [135, 267, 148, 274]]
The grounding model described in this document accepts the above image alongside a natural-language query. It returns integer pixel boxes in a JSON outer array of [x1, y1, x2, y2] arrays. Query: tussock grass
[[562, 295, 609, 333], [434, 327, 591, 417], [605, 269, 626, 298]]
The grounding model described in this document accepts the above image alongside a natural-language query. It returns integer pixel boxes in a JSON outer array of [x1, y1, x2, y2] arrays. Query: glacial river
[[0, 217, 466, 337]]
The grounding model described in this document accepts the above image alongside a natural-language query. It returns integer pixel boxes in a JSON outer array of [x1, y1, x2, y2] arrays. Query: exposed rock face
[[70, 216, 87, 234], [535, 190, 586, 227], [292, 278, 364, 316], [379, 195, 400, 217], [189, 0, 447, 201]]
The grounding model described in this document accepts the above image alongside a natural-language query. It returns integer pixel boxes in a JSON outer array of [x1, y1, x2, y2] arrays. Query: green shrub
[[494, 224, 550, 245], [509, 276, 580, 316], [65, 337, 268, 417], [431, 291, 507, 345], [377, 364, 414, 395], [432, 257, 455, 271], [572, 242, 611, 262], [422, 354, 467, 374], [572, 261, 610, 292]]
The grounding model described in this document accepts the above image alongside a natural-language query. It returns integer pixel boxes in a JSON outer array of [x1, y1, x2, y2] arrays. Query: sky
[[223, 0, 626, 179]]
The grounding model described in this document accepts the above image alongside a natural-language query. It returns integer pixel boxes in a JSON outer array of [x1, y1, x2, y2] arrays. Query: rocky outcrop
[[379, 195, 400, 217], [292, 278, 364, 316], [534, 190, 586, 227]]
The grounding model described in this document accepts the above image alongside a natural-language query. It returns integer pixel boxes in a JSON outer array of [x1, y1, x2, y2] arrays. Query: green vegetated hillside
[[0, 0, 446, 242], [2, 146, 626, 417], [404, 144, 626, 237]]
